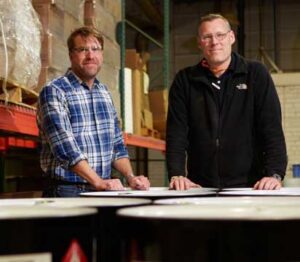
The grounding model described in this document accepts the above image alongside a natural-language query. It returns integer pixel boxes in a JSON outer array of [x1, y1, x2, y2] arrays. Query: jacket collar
[[189, 52, 248, 82]]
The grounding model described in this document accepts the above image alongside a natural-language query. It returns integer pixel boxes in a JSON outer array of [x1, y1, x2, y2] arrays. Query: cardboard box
[[32, 0, 64, 8], [149, 89, 168, 118], [64, 0, 84, 19], [32, 2, 65, 39], [125, 49, 144, 70], [35, 66, 64, 92], [142, 109, 153, 129], [41, 33, 69, 71], [148, 89, 168, 139], [84, 0, 117, 42], [64, 12, 84, 43], [153, 117, 166, 130], [143, 94, 150, 111]]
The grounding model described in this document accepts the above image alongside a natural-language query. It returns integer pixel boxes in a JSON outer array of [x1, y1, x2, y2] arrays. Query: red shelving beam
[[123, 133, 165, 152], [0, 102, 166, 152], [0, 102, 38, 137], [0, 137, 37, 151]]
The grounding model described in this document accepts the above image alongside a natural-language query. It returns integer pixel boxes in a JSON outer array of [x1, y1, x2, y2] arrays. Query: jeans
[[43, 184, 93, 197]]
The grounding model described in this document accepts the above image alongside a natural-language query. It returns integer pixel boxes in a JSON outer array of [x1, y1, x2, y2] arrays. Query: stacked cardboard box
[[84, 0, 122, 114], [149, 89, 168, 139], [125, 49, 144, 70], [125, 49, 157, 136], [84, 0, 120, 43], [32, 0, 84, 92]]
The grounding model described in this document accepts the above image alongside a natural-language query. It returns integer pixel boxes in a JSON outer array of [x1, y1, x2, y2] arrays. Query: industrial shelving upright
[[119, 0, 170, 149], [118, 0, 170, 183]]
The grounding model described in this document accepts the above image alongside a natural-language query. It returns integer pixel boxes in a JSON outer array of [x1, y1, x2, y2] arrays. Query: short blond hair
[[67, 26, 104, 52], [199, 13, 231, 31]]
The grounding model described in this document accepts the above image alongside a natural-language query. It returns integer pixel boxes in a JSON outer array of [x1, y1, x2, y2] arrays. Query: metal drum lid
[[80, 187, 217, 198], [0, 205, 97, 219], [44, 197, 151, 207], [0, 197, 151, 208], [0, 199, 40, 206], [219, 187, 300, 196], [221, 187, 253, 191], [154, 196, 300, 206], [117, 204, 300, 221]]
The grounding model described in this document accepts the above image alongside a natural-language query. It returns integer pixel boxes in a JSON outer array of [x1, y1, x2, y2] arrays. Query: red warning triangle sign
[[62, 239, 88, 262]]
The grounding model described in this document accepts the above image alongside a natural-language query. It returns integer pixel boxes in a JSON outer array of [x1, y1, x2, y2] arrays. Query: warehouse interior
[[1, 1, 300, 261], [0, 0, 299, 195]]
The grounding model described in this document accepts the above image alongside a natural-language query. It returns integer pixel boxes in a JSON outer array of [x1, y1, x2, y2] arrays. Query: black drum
[[0, 197, 151, 262], [42, 197, 151, 262], [0, 205, 97, 261], [117, 203, 300, 262], [80, 187, 217, 200]]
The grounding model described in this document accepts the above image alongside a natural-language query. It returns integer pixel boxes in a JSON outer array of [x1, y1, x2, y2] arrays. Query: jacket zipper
[[217, 105, 221, 188], [216, 136, 221, 188]]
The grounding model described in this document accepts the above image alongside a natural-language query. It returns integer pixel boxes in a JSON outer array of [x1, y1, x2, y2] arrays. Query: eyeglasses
[[72, 46, 102, 54], [199, 30, 231, 43]]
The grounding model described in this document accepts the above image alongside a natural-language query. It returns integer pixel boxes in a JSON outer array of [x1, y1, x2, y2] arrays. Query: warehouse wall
[[272, 73, 300, 178], [171, 0, 300, 75], [244, 0, 300, 72]]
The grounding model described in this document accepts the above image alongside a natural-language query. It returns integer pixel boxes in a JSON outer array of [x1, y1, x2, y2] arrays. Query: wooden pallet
[[0, 78, 38, 109], [141, 127, 161, 139]]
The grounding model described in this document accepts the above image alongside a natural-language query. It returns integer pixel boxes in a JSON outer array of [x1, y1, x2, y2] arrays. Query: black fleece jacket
[[166, 52, 287, 188]]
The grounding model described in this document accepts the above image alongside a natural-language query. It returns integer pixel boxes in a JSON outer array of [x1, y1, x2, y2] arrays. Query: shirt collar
[[65, 69, 100, 89]]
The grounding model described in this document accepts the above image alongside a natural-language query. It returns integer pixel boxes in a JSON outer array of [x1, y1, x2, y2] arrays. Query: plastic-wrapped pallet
[[0, 0, 42, 89]]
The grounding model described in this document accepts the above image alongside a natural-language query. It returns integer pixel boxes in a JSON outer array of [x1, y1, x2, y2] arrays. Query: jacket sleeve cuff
[[271, 173, 283, 181]]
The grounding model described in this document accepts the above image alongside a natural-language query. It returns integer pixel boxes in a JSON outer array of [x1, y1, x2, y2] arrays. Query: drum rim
[[0, 197, 152, 207], [0, 205, 97, 219], [117, 204, 300, 221]]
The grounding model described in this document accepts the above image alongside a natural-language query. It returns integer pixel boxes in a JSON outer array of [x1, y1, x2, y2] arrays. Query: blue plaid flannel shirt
[[37, 70, 129, 182]]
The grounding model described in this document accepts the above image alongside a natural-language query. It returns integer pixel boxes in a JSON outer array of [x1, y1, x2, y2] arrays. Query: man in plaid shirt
[[37, 27, 150, 197]]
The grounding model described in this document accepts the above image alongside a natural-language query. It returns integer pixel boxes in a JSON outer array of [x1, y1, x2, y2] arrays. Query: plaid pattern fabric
[[37, 70, 128, 182]]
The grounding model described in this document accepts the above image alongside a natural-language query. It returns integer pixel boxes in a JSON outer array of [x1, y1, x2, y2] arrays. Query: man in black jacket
[[167, 14, 287, 190]]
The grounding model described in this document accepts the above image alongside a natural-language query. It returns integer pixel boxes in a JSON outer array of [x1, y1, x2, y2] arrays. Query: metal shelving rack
[[118, 0, 169, 184], [119, 0, 169, 152], [0, 102, 40, 192]]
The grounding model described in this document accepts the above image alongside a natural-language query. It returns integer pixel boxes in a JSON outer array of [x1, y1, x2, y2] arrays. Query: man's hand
[[94, 178, 125, 191], [169, 176, 201, 190], [127, 175, 150, 190], [253, 177, 282, 190]]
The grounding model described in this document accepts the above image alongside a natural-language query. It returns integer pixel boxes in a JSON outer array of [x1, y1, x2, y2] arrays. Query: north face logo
[[236, 83, 247, 90]]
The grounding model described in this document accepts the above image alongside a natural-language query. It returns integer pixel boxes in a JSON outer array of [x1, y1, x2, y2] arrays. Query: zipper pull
[[216, 138, 220, 147]]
